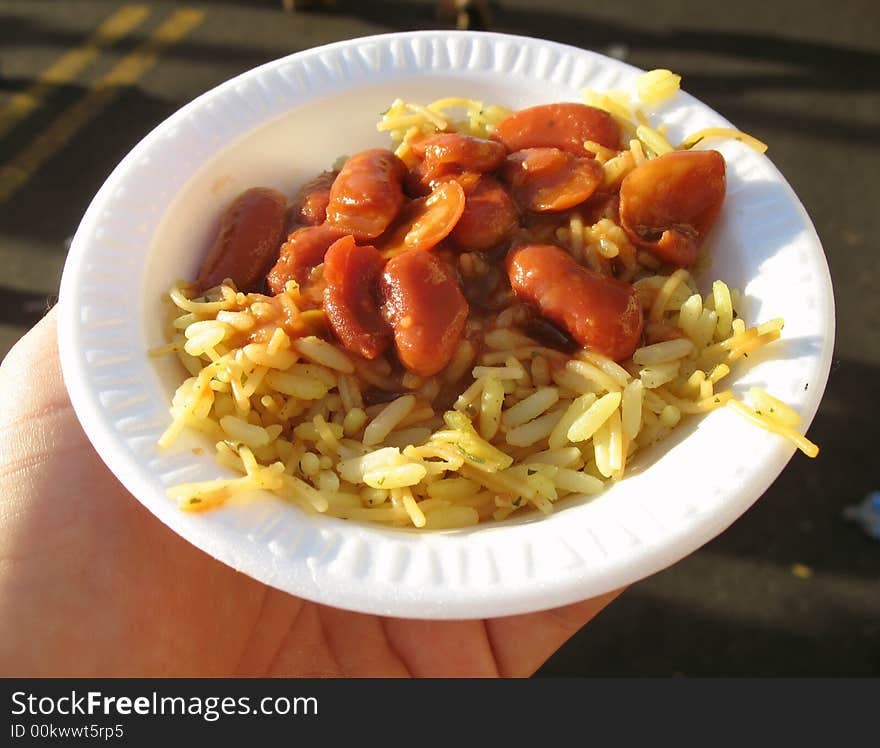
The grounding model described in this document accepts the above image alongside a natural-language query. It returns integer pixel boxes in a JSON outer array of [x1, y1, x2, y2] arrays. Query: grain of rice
[[505, 410, 565, 447], [479, 376, 505, 440], [726, 399, 818, 457], [607, 408, 625, 472], [242, 343, 298, 370], [621, 379, 644, 439], [602, 150, 636, 189], [708, 363, 730, 384], [640, 360, 680, 389], [484, 328, 537, 350], [423, 506, 480, 529], [567, 391, 622, 442], [637, 69, 681, 105], [531, 355, 551, 387], [313, 414, 340, 451], [633, 338, 694, 365], [415, 497, 451, 514], [694, 309, 719, 349], [360, 486, 388, 506], [552, 366, 601, 395], [629, 138, 646, 165], [460, 464, 536, 501], [555, 468, 605, 495], [473, 362, 525, 381], [480, 346, 567, 365], [454, 378, 484, 414], [525, 447, 583, 468], [314, 470, 340, 494], [184, 326, 227, 357], [292, 335, 355, 373], [592, 418, 614, 478], [264, 369, 329, 400], [300, 451, 321, 477], [699, 379, 714, 400], [650, 269, 691, 323], [655, 387, 732, 414], [364, 462, 427, 489], [581, 89, 633, 122], [713, 281, 734, 340], [678, 127, 768, 154], [427, 477, 480, 501], [548, 393, 597, 449], [266, 327, 289, 356], [396, 487, 426, 528], [636, 124, 674, 156], [280, 474, 329, 512], [747, 387, 802, 427], [215, 310, 255, 331], [728, 329, 781, 361], [565, 359, 622, 393], [363, 395, 417, 446], [501, 387, 559, 430], [324, 490, 361, 509], [659, 404, 681, 428], [219, 415, 269, 448], [677, 294, 703, 338]]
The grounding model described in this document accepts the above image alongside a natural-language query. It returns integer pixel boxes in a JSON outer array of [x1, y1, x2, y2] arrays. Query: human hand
[[0, 309, 620, 677]]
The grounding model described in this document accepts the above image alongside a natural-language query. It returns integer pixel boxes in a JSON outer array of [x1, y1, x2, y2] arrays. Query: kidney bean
[[325, 148, 407, 240], [266, 223, 347, 294], [292, 171, 337, 225], [322, 235, 391, 360], [500, 148, 604, 212], [619, 149, 726, 267], [381, 250, 469, 376], [196, 187, 288, 293], [450, 176, 519, 251], [507, 243, 643, 361], [492, 102, 621, 155]]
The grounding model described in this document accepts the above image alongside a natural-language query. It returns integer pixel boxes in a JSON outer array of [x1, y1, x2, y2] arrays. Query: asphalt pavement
[[1, 0, 878, 676]]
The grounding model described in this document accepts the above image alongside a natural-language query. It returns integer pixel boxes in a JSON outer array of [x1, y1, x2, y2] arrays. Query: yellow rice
[[153, 74, 818, 528]]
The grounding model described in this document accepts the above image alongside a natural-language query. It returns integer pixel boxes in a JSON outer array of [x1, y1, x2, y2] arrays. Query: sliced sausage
[[450, 176, 519, 251], [619, 149, 726, 267], [413, 133, 507, 178], [325, 148, 407, 240], [292, 171, 337, 226], [322, 235, 391, 360], [507, 243, 643, 361], [381, 250, 469, 376], [266, 223, 347, 294], [197, 187, 288, 293], [378, 180, 466, 255], [492, 103, 621, 155], [501, 148, 604, 212]]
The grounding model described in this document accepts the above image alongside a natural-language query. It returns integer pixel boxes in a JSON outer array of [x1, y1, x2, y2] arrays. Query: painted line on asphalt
[[0, 8, 205, 204], [0, 4, 151, 142]]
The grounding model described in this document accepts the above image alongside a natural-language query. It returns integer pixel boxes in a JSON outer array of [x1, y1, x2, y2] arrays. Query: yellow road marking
[[0, 5, 151, 142], [0, 8, 204, 204]]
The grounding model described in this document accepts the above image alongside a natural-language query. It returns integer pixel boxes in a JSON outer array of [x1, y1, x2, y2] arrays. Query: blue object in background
[[844, 492, 880, 541]]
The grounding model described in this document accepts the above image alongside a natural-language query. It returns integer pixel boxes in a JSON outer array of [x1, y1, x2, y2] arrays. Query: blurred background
[[1, 0, 877, 675]]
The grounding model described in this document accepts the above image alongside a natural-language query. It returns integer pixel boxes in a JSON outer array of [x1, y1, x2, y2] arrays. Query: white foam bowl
[[58, 31, 834, 619]]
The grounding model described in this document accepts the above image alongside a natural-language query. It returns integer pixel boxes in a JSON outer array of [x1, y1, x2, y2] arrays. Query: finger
[[486, 587, 625, 677], [379, 617, 500, 677]]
